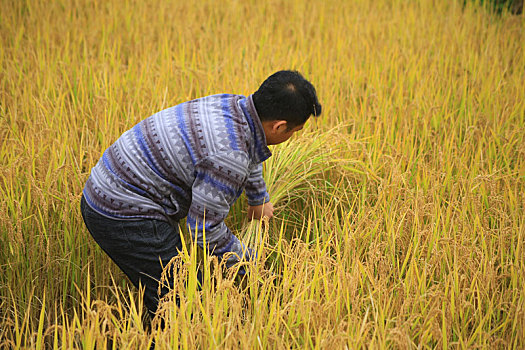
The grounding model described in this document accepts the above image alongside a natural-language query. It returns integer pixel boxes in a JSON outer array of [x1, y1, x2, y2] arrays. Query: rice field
[[1, 0, 524, 348]]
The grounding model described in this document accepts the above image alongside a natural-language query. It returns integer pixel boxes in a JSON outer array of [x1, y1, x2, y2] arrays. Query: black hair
[[252, 70, 322, 128]]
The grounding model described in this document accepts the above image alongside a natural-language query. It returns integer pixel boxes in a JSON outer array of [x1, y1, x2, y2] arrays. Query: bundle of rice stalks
[[241, 127, 341, 247]]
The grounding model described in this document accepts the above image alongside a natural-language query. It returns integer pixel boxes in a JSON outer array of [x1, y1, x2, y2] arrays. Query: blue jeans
[[80, 195, 200, 314]]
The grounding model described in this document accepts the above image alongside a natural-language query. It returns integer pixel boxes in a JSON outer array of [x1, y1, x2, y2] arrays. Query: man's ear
[[272, 120, 288, 132]]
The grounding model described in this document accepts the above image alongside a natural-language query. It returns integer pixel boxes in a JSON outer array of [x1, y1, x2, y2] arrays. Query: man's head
[[253, 70, 322, 145]]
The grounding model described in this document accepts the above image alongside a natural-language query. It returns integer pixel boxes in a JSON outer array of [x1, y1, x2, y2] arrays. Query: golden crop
[[1, 0, 524, 348]]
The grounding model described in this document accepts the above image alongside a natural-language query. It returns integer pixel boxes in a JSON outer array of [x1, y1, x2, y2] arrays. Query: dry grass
[[1, 0, 524, 348]]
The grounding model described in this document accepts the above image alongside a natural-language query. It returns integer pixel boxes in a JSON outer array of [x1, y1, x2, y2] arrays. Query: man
[[80, 70, 322, 314]]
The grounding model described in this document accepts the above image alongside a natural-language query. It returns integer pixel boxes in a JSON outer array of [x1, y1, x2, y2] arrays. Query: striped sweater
[[83, 94, 271, 260]]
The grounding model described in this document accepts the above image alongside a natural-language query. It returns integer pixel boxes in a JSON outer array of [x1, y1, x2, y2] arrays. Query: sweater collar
[[238, 95, 272, 163]]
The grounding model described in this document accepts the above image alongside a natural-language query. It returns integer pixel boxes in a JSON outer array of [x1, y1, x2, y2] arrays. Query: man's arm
[[244, 163, 274, 220], [186, 151, 253, 265]]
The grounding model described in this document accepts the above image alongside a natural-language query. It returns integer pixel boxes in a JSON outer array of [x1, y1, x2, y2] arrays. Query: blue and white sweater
[[83, 94, 271, 260]]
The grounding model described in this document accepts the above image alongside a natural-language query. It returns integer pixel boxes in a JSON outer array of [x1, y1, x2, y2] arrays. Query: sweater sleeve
[[244, 163, 270, 206], [186, 151, 251, 263]]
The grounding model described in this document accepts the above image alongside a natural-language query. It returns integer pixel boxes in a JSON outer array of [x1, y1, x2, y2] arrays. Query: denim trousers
[[80, 195, 198, 314]]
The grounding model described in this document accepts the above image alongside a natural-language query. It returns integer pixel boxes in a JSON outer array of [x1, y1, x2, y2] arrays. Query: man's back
[[83, 93, 271, 227]]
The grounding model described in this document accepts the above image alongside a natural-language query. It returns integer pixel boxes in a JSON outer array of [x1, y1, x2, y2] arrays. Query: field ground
[[1, 0, 524, 348]]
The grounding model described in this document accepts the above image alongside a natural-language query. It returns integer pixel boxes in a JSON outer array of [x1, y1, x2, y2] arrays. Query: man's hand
[[247, 201, 274, 221]]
